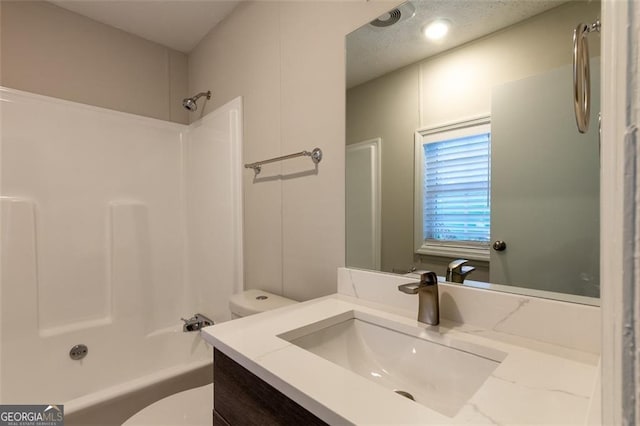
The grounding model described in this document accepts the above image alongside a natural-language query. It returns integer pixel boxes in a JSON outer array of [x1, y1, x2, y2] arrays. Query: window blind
[[422, 133, 491, 243]]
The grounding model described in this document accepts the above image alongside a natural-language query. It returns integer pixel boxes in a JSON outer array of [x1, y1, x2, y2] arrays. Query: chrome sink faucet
[[446, 259, 475, 283], [398, 271, 439, 325]]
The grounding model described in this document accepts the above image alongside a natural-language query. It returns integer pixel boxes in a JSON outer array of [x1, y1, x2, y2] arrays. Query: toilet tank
[[229, 289, 297, 318]]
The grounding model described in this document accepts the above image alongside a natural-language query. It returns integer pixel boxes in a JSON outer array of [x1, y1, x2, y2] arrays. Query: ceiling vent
[[369, 2, 416, 28]]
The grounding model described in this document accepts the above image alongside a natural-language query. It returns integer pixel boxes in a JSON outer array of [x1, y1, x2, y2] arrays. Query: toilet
[[229, 288, 298, 318]]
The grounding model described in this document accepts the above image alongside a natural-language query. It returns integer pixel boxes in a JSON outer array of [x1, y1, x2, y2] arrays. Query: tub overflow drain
[[394, 390, 415, 401], [69, 344, 88, 360]]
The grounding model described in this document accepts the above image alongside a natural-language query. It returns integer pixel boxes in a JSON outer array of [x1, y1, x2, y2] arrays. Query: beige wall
[[189, 1, 395, 301], [0, 1, 188, 124], [0, 0, 398, 302], [346, 1, 600, 281]]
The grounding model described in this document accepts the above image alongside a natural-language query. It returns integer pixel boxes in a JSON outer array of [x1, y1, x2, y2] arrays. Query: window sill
[[416, 244, 490, 262]]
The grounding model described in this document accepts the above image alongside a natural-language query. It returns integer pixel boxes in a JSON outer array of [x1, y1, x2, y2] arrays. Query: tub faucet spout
[[398, 271, 439, 325], [181, 313, 214, 332]]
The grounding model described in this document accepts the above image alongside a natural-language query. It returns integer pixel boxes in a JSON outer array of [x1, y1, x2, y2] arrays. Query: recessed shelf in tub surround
[[201, 268, 600, 424]]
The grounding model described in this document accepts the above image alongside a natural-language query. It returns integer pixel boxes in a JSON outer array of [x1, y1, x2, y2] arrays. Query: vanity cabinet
[[213, 348, 327, 426]]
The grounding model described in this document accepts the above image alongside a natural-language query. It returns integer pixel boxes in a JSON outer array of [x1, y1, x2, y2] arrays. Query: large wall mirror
[[346, 0, 601, 303]]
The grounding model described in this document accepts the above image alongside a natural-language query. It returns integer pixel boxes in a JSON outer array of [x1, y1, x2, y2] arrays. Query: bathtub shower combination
[[0, 88, 244, 423]]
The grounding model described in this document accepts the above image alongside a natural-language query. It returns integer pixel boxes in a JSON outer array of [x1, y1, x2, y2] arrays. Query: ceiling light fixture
[[423, 19, 450, 41]]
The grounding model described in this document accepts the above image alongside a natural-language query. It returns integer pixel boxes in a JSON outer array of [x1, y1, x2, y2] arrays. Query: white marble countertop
[[201, 294, 599, 425]]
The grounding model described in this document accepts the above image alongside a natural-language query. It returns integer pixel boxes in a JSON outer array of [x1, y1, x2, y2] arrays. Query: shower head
[[182, 98, 197, 111], [182, 91, 211, 112]]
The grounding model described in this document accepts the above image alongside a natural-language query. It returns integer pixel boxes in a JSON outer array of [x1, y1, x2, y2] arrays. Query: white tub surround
[[0, 87, 243, 407], [202, 268, 599, 424]]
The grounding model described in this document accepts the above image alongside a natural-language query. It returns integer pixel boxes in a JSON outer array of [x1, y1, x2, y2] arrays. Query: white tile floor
[[123, 383, 213, 426]]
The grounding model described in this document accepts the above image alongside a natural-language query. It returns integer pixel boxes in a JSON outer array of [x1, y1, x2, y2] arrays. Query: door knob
[[492, 240, 507, 251]]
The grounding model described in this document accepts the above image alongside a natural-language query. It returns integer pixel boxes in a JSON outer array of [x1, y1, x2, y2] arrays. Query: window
[[414, 117, 491, 261]]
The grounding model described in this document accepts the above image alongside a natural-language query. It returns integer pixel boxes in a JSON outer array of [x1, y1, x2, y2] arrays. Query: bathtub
[[65, 359, 213, 426], [0, 89, 243, 424]]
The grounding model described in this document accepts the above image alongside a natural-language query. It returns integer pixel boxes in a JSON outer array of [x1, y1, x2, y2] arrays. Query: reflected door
[[490, 61, 600, 297]]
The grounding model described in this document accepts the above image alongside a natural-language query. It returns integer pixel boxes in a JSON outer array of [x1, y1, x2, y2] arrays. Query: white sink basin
[[279, 311, 506, 417]]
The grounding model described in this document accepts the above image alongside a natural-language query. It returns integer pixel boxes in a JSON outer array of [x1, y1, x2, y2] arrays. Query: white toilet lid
[[229, 289, 297, 317]]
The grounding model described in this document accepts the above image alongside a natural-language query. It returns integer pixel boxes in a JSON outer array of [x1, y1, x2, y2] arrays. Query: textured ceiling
[[50, 0, 567, 78], [50, 0, 242, 53], [347, 0, 568, 88]]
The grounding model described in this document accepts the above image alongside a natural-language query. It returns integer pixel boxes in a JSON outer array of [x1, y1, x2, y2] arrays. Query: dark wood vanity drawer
[[213, 348, 327, 426]]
